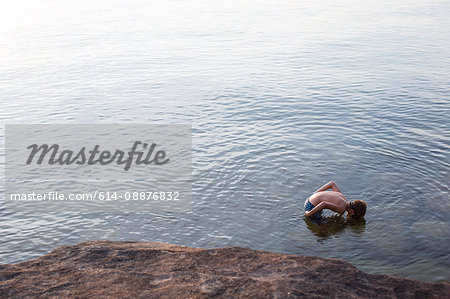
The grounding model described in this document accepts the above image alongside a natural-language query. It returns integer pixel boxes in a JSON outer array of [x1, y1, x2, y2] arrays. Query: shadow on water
[[304, 215, 366, 240]]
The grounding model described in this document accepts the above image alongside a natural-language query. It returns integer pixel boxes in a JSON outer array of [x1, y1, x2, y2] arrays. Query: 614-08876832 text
[[8, 191, 181, 201]]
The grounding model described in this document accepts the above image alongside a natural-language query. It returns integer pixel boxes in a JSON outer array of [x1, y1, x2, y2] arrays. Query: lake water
[[1, 0, 449, 282]]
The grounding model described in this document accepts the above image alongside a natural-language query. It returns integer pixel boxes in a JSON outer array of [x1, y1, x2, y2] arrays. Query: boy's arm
[[305, 202, 327, 217], [305, 201, 345, 217], [314, 181, 342, 193]]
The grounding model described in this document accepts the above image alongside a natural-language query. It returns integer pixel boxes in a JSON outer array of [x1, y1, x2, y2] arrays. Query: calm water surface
[[1, 0, 449, 281]]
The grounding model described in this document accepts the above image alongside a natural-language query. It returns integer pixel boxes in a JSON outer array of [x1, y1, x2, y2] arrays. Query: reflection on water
[[304, 216, 366, 241], [0, 0, 449, 282]]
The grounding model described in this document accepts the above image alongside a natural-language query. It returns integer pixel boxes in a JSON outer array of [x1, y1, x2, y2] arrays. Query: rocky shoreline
[[1, 241, 448, 298]]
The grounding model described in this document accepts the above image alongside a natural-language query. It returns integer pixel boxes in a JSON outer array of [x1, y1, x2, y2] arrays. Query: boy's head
[[349, 200, 366, 219]]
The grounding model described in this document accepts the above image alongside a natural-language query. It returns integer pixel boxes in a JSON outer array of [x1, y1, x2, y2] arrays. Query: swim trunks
[[304, 199, 323, 218]]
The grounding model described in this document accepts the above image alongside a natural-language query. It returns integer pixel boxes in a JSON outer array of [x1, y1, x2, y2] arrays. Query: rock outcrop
[[0, 241, 448, 298]]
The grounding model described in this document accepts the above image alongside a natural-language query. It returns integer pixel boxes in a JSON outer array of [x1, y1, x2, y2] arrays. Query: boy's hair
[[351, 200, 367, 219]]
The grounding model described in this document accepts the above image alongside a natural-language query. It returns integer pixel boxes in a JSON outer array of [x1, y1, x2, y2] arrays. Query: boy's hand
[[305, 211, 312, 218]]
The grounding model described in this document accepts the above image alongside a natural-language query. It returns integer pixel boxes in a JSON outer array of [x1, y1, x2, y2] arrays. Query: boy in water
[[305, 181, 366, 220]]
